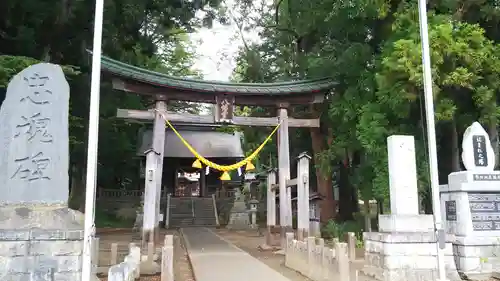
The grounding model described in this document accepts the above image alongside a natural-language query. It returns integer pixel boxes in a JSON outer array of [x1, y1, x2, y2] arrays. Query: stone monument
[[0, 64, 85, 280], [441, 121, 500, 278], [226, 188, 251, 230], [363, 135, 459, 281]]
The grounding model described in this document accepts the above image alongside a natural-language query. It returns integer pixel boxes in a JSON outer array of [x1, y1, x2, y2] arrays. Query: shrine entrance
[[175, 169, 200, 197], [96, 53, 336, 246]]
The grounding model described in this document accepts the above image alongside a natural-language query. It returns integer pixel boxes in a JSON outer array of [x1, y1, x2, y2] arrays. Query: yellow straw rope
[[155, 110, 281, 172]]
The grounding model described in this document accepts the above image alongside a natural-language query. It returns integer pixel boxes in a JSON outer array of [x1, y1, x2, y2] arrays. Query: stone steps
[[168, 197, 217, 228]]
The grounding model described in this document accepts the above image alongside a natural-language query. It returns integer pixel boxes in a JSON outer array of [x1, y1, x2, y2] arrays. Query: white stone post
[[378, 135, 435, 232], [161, 235, 174, 281], [387, 135, 419, 215], [142, 100, 167, 247], [278, 107, 292, 246], [153, 100, 167, 242], [91, 237, 100, 274], [266, 169, 277, 246], [297, 152, 311, 240], [143, 147, 158, 245]]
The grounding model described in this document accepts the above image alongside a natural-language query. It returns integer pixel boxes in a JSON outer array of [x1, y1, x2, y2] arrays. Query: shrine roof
[[98, 54, 336, 95], [138, 129, 244, 158]]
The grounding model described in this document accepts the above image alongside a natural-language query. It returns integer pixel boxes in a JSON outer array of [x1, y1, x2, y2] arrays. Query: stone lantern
[[248, 199, 259, 228]]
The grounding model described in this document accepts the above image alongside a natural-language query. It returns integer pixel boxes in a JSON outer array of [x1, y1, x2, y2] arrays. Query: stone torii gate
[[96, 54, 336, 247]]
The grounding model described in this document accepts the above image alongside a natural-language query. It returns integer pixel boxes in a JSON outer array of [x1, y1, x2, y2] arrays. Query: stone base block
[[0, 204, 84, 229], [453, 235, 500, 279], [378, 214, 434, 232], [363, 264, 458, 281], [0, 204, 85, 280], [363, 232, 460, 281]]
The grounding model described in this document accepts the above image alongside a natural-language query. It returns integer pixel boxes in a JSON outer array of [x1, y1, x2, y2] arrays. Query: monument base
[[452, 236, 500, 279], [0, 204, 85, 281], [378, 214, 435, 232], [362, 232, 460, 281], [441, 171, 500, 279]]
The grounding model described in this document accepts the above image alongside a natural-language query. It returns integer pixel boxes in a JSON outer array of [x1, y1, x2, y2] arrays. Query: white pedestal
[[441, 171, 500, 278], [363, 232, 459, 281], [362, 135, 460, 281]]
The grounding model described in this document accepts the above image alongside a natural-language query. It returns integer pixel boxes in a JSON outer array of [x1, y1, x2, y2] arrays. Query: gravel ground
[[213, 229, 312, 281], [96, 228, 194, 281]]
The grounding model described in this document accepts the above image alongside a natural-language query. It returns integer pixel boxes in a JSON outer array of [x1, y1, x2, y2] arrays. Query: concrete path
[[182, 227, 293, 281]]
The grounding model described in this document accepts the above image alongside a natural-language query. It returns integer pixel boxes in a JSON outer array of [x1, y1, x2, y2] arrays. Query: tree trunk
[[309, 104, 336, 223], [310, 127, 336, 223], [451, 119, 461, 172], [68, 164, 86, 212], [363, 199, 372, 231]]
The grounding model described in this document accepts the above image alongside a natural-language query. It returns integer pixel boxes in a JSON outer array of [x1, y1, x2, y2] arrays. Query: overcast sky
[[189, 2, 261, 82], [190, 23, 238, 81]]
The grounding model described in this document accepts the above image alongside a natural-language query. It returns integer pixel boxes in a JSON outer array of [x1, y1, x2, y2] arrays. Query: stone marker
[[461, 121, 495, 172], [0, 63, 85, 280], [441, 122, 500, 279], [0, 63, 69, 204], [227, 188, 251, 229], [363, 135, 459, 281]]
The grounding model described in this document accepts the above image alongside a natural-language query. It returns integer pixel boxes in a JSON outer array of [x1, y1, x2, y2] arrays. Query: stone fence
[[107, 243, 141, 281], [285, 232, 358, 281], [93, 235, 174, 281]]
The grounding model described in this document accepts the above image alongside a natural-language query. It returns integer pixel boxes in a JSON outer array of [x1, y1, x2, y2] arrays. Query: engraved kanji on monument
[[461, 121, 495, 172], [0, 63, 69, 204]]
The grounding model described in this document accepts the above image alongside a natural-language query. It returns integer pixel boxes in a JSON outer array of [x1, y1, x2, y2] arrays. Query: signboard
[[215, 94, 234, 123], [445, 201, 457, 221], [469, 193, 500, 231], [472, 135, 488, 167], [473, 174, 500, 181]]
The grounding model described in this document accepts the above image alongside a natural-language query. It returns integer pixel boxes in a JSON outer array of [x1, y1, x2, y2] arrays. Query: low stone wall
[[108, 244, 141, 281], [362, 232, 460, 281], [0, 229, 84, 281], [284, 232, 351, 281]]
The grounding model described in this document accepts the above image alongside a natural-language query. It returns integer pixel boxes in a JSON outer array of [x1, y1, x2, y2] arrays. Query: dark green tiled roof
[[99, 54, 336, 95]]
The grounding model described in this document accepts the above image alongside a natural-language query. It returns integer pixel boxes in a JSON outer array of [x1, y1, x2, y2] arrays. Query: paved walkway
[[182, 227, 293, 281]]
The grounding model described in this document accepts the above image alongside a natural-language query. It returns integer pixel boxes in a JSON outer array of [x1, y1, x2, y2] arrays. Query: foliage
[[0, 0, 224, 210], [231, 0, 500, 220], [321, 219, 364, 242]]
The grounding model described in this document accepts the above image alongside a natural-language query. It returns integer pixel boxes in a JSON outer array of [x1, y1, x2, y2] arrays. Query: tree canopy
[[3, 0, 500, 226], [231, 0, 500, 221], [0, 0, 223, 210]]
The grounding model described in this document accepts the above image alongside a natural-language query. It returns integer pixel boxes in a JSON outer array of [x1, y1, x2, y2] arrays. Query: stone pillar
[[297, 152, 311, 240], [278, 107, 292, 246], [266, 169, 277, 246], [362, 135, 458, 281], [143, 99, 167, 247], [440, 122, 500, 279]]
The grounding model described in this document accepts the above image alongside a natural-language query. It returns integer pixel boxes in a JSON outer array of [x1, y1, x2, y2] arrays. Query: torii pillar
[[142, 97, 167, 248], [278, 105, 292, 247]]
